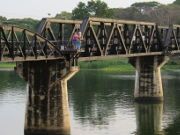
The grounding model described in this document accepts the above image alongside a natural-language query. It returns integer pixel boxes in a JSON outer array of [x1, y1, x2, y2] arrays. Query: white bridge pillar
[[129, 56, 169, 102]]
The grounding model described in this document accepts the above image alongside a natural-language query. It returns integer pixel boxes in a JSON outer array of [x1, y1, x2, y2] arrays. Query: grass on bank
[[79, 58, 180, 73], [163, 60, 180, 71], [0, 62, 15, 68], [0, 58, 180, 72], [79, 58, 134, 72]]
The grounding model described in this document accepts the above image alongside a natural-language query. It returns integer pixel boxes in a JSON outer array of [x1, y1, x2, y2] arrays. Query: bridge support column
[[16, 61, 79, 135], [129, 56, 169, 102]]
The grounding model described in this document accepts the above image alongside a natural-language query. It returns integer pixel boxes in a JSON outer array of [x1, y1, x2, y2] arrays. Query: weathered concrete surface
[[16, 60, 79, 135], [129, 56, 169, 102]]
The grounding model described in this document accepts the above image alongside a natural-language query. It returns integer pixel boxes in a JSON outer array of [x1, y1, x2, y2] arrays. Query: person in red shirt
[[72, 28, 81, 50]]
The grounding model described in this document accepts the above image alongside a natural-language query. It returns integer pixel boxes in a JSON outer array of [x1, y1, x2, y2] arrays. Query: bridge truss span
[[82, 17, 180, 57], [37, 18, 81, 47], [38, 17, 180, 59], [83, 18, 160, 56], [0, 25, 64, 62]]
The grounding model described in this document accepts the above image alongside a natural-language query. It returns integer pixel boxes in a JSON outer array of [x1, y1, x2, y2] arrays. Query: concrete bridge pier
[[129, 56, 169, 102], [16, 61, 79, 135]]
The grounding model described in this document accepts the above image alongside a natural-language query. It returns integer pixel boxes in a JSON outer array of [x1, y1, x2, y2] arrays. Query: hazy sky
[[0, 0, 175, 19]]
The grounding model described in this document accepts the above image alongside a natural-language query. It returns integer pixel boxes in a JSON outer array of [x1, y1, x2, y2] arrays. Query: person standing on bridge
[[72, 28, 81, 51]]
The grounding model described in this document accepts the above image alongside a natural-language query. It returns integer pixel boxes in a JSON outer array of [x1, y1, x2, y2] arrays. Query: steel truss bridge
[[0, 17, 180, 62]]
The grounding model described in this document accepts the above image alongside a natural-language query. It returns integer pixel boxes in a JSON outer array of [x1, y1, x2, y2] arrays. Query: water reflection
[[164, 115, 180, 135], [69, 71, 135, 126], [1, 70, 180, 135], [68, 70, 180, 135], [0, 71, 26, 105], [162, 72, 180, 135], [135, 103, 164, 135], [0, 70, 26, 135], [0, 71, 26, 94], [69, 70, 136, 135]]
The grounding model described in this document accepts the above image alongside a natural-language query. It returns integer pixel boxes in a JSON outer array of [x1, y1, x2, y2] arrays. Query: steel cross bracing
[[38, 17, 180, 60], [37, 18, 81, 47]]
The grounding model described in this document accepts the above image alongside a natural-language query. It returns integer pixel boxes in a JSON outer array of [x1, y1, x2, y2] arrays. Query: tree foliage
[[173, 0, 180, 5], [0, 16, 7, 24], [3, 18, 38, 31], [2, 0, 180, 32], [72, 2, 90, 19], [55, 11, 72, 20], [87, 0, 112, 17], [114, 7, 144, 20], [111, 1, 180, 25], [131, 1, 161, 14], [72, 0, 113, 19], [131, 1, 161, 8]]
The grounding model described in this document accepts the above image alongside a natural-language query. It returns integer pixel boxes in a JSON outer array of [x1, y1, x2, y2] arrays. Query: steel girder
[[38, 17, 180, 59]]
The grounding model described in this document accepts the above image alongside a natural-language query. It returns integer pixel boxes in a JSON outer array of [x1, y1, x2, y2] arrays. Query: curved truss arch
[[0, 25, 63, 62]]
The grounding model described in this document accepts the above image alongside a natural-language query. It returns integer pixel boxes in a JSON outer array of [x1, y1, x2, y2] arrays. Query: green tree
[[87, 0, 112, 17], [131, 1, 161, 8], [0, 16, 7, 24], [4, 18, 38, 31], [114, 7, 147, 21], [131, 1, 161, 14], [55, 11, 72, 19], [72, 0, 113, 19], [72, 2, 90, 19], [173, 0, 180, 5], [148, 4, 180, 25]]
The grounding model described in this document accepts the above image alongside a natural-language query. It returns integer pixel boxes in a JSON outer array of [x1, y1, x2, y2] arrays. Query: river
[[0, 70, 180, 135]]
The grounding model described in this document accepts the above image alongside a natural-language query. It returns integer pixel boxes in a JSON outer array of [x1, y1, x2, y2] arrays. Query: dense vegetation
[[1, 58, 180, 73], [1, 0, 180, 29], [0, 17, 39, 31], [0, 62, 15, 69]]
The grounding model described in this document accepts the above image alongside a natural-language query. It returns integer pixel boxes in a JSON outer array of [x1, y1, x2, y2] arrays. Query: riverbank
[[0, 62, 15, 70], [1, 59, 180, 73], [79, 58, 180, 73], [79, 58, 134, 73]]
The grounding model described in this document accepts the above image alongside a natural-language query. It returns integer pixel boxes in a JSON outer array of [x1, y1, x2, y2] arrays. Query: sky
[[0, 0, 175, 19]]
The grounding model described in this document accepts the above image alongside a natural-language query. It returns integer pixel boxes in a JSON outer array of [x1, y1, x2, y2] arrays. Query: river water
[[0, 70, 180, 135]]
